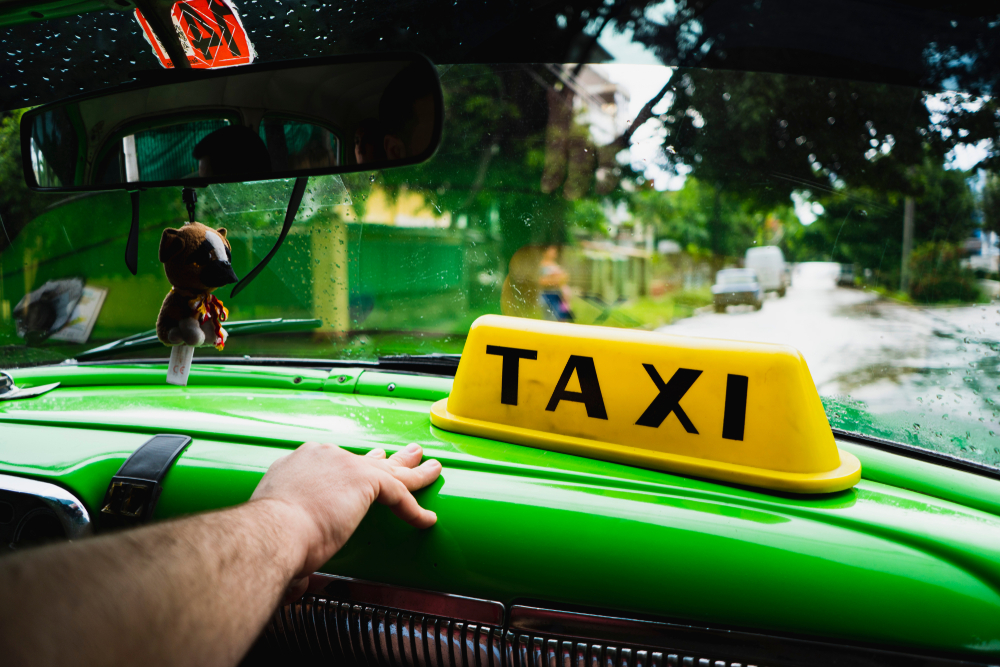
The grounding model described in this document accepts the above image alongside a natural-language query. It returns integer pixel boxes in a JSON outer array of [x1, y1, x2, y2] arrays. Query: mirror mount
[[182, 187, 198, 223], [132, 0, 191, 70]]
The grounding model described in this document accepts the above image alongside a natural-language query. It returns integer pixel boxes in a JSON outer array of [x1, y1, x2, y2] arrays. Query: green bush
[[908, 241, 982, 303]]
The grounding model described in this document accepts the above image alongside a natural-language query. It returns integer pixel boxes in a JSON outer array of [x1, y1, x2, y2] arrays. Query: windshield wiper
[[75, 318, 322, 362], [376, 353, 461, 377]]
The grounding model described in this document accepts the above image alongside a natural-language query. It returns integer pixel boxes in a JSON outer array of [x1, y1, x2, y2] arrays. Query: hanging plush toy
[[156, 222, 238, 384]]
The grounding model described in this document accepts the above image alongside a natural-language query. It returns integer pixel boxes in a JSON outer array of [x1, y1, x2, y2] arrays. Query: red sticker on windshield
[[135, 0, 255, 69]]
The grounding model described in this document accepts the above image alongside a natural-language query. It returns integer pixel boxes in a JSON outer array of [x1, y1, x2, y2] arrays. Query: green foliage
[[908, 241, 982, 304], [632, 182, 707, 250], [566, 199, 608, 236], [777, 214, 828, 263], [569, 287, 713, 330], [659, 70, 937, 208], [653, 68, 985, 274], [627, 67, 984, 270], [0, 109, 46, 249], [983, 171, 1000, 235], [632, 178, 766, 261], [804, 160, 976, 283], [379, 65, 573, 262]]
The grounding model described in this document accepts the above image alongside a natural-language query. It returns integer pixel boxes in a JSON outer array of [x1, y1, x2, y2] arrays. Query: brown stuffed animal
[[156, 222, 239, 349]]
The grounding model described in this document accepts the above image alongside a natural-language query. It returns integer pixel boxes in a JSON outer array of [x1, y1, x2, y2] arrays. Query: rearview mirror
[[20, 54, 443, 191]]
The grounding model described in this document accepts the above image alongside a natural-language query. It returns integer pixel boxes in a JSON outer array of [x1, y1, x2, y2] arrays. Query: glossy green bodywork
[[2, 363, 1000, 659]]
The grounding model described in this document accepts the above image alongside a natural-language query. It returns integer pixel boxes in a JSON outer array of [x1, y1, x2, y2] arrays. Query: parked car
[[711, 268, 763, 312], [745, 246, 791, 297], [837, 263, 856, 287]]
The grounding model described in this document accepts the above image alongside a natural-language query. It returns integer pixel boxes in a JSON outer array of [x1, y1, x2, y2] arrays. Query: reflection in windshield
[[207, 175, 351, 215], [2, 8, 1000, 471]]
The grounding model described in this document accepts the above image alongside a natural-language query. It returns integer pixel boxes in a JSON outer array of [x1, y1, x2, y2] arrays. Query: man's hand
[[251, 442, 442, 601], [1, 442, 441, 667]]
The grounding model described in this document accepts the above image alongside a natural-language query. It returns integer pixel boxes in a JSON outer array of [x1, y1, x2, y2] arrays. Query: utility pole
[[900, 196, 915, 293]]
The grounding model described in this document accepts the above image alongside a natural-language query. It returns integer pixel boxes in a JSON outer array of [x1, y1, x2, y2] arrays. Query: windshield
[[2, 2, 999, 471]]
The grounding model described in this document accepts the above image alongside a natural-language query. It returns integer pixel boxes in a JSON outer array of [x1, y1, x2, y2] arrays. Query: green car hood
[[2, 363, 1000, 658]]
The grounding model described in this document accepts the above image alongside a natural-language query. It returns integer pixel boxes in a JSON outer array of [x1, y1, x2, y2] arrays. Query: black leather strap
[[100, 434, 191, 529]]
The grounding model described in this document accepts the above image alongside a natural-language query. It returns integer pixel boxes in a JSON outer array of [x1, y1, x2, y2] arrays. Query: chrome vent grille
[[268, 598, 503, 667], [505, 633, 755, 667], [266, 599, 750, 667], [262, 576, 985, 667], [264, 575, 505, 667]]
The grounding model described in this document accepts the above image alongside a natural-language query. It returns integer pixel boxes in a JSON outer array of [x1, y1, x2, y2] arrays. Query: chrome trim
[[265, 576, 994, 667], [509, 605, 992, 667], [268, 574, 504, 665], [503, 627, 748, 667], [307, 573, 505, 626], [0, 371, 60, 402], [0, 472, 91, 539]]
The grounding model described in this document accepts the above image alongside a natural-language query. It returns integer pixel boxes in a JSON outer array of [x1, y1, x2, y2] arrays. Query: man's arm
[[0, 442, 441, 667]]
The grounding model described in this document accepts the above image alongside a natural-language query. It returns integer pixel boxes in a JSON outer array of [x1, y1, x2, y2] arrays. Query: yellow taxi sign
[[430, 315, 860, 494]]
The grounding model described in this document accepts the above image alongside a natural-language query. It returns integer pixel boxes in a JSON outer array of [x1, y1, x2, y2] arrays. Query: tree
[[649, 63, 991, 289], [807, 160, 976, 287], [631, 177, 762, 263], [984, 172, 1000, 236], [657, 69, 938, 208], [376, 64, 640, 264], [0, 110, 47, 251], [908, 241, 981, 304]]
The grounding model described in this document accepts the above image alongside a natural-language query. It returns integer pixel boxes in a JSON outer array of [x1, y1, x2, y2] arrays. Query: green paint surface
[[2, 363, 1000, 658]]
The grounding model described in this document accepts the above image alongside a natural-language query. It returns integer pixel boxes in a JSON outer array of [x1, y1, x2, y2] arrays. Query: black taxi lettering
[[722, 374, 749, 441], [487, 346, 748, 438], [635, 365, 702, 433], [545, 355, 608, 419], [486, 345, 537, 406]]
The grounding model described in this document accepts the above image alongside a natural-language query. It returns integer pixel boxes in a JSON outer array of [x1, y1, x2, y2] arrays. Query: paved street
[[658, 263, 1000, 464]]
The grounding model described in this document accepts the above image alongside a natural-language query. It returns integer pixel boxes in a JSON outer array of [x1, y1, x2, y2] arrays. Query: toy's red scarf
[[189, 293, 229, 350]]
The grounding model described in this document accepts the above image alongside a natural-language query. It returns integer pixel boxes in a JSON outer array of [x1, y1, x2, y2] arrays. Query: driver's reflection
[[194, 125, 272, 178], [377, 63, 437, 161], [354, 118, 386, 165]]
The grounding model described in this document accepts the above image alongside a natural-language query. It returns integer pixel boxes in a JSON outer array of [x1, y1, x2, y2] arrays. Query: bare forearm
[[1, 498, 304, 667], [0, 442, 440, 666]]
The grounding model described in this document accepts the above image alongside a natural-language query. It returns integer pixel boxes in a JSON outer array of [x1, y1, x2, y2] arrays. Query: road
[[658, 263, 1000, 465]]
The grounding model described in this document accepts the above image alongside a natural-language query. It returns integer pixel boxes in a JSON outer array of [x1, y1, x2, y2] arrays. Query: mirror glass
[[22, 55, 442, 191]]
